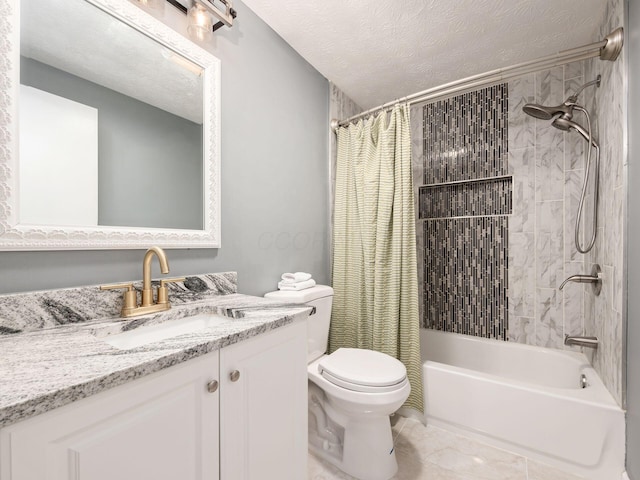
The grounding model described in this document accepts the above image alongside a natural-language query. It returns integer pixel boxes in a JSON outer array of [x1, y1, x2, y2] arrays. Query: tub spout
[[565, 334, 599, 348], [558, 264, 601, 295]]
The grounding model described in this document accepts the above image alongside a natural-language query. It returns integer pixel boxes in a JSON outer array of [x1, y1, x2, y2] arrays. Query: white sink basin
[[102, 314, 231, 350]]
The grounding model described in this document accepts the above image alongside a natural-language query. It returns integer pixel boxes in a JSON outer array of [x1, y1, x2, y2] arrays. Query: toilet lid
[[318, 348, 407, 392]]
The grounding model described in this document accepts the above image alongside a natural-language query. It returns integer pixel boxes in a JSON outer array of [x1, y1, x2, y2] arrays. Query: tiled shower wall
[[415, 0, 624, 404], [507, 64, 590, 350], [583, 0, 625, 406], [508, 0, 624, 406], [413, 85, 511, 340]]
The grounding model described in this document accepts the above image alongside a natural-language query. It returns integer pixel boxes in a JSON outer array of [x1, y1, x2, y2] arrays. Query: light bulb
[[187, 3, 213, 42]]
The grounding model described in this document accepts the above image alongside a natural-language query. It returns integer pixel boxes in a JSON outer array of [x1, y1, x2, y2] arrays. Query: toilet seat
[[318, 348, 408, 393]]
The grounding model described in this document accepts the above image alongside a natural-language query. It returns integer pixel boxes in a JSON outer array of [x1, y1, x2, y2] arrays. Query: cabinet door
[[220, 320, 308, 480], [0, 351, 220, 480]]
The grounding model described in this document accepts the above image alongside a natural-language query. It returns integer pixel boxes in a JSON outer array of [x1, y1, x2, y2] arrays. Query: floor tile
[[308, 417, 586, 480]]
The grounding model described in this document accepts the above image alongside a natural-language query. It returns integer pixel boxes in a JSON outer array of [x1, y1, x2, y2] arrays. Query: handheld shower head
[[552, 116, 599, 148], [521, 76, 601, 254], [551, 116, 574, 131]]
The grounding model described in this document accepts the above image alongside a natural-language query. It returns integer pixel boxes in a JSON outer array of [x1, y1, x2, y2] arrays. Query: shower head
[[551, 116, 574, 131], [553, 116, 599, 148], [522, 102, 572, 120], [522, 75, 601, 125]]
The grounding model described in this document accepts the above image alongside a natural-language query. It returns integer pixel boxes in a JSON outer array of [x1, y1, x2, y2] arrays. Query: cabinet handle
[[207, 380, 219, 393], [229, 370, 240, 382]]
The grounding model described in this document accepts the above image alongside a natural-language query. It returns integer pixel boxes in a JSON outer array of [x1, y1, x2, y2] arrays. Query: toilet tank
[[264, 285, 334, 363]]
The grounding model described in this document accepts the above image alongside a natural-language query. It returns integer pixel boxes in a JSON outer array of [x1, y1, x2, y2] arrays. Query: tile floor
[[308, 417, 586, 480]]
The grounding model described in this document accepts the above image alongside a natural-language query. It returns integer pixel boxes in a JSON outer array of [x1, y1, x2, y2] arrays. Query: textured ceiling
[[241, 0, 609, 110], [21, 0, 203, 123]]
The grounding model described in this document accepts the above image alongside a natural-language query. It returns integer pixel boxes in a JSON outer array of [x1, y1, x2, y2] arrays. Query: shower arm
[[570, 76, 602, 101]]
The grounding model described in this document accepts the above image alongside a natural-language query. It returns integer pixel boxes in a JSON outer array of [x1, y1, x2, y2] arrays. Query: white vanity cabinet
[[220, 319, 308, 479], [0, 320, 307, 480]]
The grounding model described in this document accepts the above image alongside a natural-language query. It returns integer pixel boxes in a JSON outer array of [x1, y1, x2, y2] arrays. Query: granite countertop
[[0, 273, 311, 428]]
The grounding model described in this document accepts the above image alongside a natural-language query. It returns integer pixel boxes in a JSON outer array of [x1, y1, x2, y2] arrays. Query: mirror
[[0, 0, 221, 249]]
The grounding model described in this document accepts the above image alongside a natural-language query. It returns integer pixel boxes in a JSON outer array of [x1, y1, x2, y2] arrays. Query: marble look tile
[[564, 131, 585, 171], [508, 75, 535, 151], [564, 61, 585, 81], [536, 143, 564, 202], [308, 452, 352, 480], [612, 185, 624, 314], [535, 201, 564, 288], [564, 169, 583, 263], [564, 76, 584, 100], [508, 232, 535, 318], [562, 262, 585, 349], [535, 122, 564, 153], [310, 418, 598, 480], [535, 67, 564, 147], [508, 316, 535, 345], [508, 147, 535, 233], [536, 288, 563, 349], [395, 421, 527, 480], [589, 262, 612, 396], [536, 67, 564, 107], [608, 309, 624, 406], [527, 459, 587, 480]]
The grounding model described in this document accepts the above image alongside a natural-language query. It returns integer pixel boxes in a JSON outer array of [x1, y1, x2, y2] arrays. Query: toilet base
[[308, 384, 398, 480]]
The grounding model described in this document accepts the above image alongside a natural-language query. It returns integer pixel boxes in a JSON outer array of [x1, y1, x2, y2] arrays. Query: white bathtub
[[420, 329, 625, 480]]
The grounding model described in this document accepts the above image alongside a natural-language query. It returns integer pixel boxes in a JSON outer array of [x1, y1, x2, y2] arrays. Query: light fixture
[[187, 2, 215, 41], [165, 0, 236, 42]]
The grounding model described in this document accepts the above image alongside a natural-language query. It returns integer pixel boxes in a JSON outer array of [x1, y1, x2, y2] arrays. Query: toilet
[[265, 285, 410, 480]]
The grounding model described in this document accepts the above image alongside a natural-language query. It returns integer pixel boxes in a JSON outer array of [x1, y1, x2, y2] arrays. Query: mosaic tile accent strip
[[422, 217, 509, 339], [419, 176, 512, 219], [418, 83, 510, 339], [423, 84, 508, 185]]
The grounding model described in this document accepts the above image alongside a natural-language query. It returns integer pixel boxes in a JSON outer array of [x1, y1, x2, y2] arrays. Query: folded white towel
[[280, 272, 312, 283], [278, 279, 316, 291]]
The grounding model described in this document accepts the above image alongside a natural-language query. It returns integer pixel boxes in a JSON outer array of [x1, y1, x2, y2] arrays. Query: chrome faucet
[[565, 334, 599, 349], [558, 264, 602, 295], [100, 246, 185, 318]]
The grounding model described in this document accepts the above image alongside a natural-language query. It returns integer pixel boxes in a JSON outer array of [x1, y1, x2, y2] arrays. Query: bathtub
[[420, 329, 625, 480]]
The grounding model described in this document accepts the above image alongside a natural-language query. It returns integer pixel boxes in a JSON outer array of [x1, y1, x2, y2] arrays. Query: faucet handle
[[99, 283, 139, 315], [157, 277, 186, 305]]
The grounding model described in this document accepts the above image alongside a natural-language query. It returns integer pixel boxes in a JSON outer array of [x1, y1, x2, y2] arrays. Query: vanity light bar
[[167, 0, 237, 32]]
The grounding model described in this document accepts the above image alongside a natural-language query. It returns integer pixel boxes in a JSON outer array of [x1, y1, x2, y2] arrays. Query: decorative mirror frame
[[0, 0, 221, 250]]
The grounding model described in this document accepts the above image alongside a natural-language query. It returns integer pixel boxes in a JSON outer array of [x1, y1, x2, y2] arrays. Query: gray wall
[[627, 0, 639, 475], [0, 0, 330, 296], [21, 57, 203, 230]]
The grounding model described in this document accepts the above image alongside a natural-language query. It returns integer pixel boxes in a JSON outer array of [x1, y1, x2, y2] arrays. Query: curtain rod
[[331, 27, 623, 131]]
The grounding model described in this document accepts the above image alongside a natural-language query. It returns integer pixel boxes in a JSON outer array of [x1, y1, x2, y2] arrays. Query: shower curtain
[[329, 104, 423, 412]]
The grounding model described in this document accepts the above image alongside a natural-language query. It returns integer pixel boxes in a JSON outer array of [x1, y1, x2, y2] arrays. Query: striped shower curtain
[[329, 104, 423, 412]]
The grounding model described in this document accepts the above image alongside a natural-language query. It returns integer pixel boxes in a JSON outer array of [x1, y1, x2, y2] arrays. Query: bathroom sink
[[101, 314, 232, 350]]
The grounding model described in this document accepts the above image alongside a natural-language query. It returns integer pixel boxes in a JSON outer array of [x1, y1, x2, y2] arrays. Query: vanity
[[0, 272, 310, 479]]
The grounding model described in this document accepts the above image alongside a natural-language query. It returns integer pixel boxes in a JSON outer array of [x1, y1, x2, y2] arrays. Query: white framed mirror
[[0, 0, 221, 250]]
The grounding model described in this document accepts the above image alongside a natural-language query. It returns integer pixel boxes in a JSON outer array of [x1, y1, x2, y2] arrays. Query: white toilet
[[265, 285, 410, 480]]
